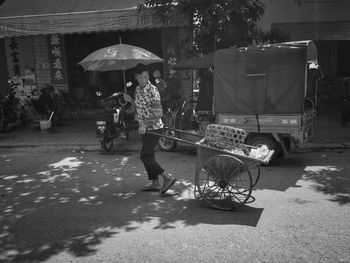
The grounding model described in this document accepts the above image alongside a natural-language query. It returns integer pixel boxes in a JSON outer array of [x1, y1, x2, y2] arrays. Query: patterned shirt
[[134, 81, 163, 130]]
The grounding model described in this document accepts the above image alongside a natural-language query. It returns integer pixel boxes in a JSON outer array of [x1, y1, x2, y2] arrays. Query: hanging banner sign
[[47, 34, 67, 84]]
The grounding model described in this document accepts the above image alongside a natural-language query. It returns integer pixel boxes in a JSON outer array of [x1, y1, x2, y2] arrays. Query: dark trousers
[[140, 133, 164, 180]]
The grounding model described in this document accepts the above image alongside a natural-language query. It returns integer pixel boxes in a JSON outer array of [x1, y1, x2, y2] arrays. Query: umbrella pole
[[122, 68, 126, 93], [119, 36, 127, 93]]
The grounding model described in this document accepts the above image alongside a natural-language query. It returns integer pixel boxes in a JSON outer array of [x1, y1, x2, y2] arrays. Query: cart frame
[[147, 127, 274, 210]]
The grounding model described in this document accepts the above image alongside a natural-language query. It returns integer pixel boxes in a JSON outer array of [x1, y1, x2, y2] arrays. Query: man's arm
[[149, 85, 161, 103]]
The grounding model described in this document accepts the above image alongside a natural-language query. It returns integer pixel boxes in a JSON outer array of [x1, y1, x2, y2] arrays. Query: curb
[[0, 143, 141, 153], [294, 142, 350, 153], [1, 142, 350, 153]]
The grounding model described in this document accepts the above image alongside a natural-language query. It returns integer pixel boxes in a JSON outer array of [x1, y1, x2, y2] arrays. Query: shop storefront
[[0, 0, 193, 109]]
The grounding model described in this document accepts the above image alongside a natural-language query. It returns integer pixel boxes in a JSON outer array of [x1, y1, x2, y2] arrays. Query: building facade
[[0, 0, 193, 109]]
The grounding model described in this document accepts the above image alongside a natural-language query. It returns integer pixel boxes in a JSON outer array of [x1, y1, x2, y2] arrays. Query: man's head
[[134, 64, 149, 88]]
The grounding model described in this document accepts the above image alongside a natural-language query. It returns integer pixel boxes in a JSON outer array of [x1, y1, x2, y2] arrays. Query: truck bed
[[216, 109, 315, 144]]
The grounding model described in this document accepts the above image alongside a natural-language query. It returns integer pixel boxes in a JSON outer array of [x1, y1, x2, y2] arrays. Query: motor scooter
[[96, 91, 135, 154]]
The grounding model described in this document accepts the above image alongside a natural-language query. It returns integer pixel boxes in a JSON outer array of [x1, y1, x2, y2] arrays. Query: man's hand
[[138, 125, 146, 134], [138, 122, 147, 134], [143, 119, 156, 126]]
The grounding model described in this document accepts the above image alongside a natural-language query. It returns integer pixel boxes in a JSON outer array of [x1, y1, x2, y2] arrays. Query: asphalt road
[[1, 146, 349, 263]]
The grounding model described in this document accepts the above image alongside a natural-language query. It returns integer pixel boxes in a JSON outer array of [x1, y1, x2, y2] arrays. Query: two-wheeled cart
[[147, 126, 274, 211]]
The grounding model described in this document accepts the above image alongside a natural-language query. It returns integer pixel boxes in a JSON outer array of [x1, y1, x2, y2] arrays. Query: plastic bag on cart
[[248, 145, 270, 160]]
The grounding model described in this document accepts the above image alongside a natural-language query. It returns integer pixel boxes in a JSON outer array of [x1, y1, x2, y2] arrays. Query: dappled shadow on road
[[0, 151, 263, 262], [303, 164, 350, 205], [254, 152, 350, 205], [249, 155, 310, 192]]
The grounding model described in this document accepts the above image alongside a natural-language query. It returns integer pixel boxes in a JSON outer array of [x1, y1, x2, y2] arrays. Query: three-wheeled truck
[[167, 40, 319, 157]]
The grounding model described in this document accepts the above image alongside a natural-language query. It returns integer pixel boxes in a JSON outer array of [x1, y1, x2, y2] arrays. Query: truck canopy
[[214, 40, 318, 115]]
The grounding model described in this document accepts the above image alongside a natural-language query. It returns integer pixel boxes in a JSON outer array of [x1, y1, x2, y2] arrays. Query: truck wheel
[[158, 137, 177, 152], [158, 130, 177, 152], [246, 135, 279, 158]]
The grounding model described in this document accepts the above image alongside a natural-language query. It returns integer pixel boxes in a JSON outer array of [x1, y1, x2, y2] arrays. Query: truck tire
[[158, 130, 177, 152], [246, 135, 280, 159], [158, 137, 177, 152]]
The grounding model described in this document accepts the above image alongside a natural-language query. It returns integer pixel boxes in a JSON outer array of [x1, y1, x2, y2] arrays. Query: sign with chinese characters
[[4, 37, 38, 100], [47, 34, 67, 84], [162, 27, 193, 98], [162, 27, 180, 82], [8, 38, 21, 76]]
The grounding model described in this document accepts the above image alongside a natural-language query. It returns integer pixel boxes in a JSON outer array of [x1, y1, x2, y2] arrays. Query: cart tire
[[195, 154, 253, 210], [158, 130, 177, 152], [246, 135, 279, 159], [244, 161, 261, 188]]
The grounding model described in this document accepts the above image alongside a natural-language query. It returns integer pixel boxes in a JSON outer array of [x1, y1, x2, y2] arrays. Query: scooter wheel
[[101, 138, 113, 153]]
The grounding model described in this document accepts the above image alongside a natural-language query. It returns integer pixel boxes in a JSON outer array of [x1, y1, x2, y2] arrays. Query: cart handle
[[146, 128, 274, 165], [146, 128, 202, 147]]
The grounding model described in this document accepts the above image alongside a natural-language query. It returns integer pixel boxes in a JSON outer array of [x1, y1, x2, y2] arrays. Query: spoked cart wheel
[[195, 153, 253, 210], [245, 160, 261, 189], [240, 159, 261, 204]]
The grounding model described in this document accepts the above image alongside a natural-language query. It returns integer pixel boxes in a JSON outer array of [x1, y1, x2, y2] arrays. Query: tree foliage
[[140, 0, 266, 53]]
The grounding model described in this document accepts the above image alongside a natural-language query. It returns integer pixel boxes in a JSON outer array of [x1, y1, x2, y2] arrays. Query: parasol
[[78, 38, 163, 92]]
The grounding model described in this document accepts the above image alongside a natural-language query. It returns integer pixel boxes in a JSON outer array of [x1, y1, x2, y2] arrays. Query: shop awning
[[0, 0, 188, 38]]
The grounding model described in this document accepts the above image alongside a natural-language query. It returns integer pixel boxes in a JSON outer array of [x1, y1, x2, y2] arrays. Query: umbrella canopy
[[78, 43, 163, 71]]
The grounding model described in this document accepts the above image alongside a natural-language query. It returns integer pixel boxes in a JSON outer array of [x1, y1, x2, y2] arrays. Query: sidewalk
[[0, 104, 349, 152], [0, 116, 142, 152], [298, 102, 350, 151]]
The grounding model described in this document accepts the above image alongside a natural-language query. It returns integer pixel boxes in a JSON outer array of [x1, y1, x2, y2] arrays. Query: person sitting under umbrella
[[36, 84, 55, 115]]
